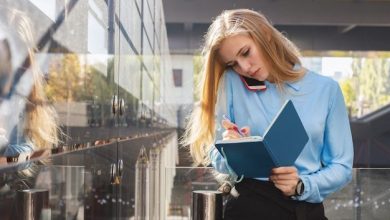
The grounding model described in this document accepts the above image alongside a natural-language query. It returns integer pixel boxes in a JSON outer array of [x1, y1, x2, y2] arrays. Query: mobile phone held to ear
[[240, 75, 266, 91]]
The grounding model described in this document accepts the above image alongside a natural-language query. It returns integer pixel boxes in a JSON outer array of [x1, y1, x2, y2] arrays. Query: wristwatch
[[295, 179, 304, 196]]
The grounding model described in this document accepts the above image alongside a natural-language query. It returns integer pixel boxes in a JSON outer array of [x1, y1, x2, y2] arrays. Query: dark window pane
[[173, 69, 182, 87]]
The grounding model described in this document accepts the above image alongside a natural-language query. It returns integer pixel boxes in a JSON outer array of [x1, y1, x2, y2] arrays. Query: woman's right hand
[[221, 117, 250, 140]]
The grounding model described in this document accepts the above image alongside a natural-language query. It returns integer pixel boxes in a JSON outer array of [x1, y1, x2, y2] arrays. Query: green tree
[[351, 57, 390, 116], [340, 80, 355, 107], [193, 55, 202, 101], [45, 54, 82, 102]]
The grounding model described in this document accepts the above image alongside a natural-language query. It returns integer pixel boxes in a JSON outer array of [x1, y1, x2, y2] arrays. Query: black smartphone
[[240, 75, 266, 91]]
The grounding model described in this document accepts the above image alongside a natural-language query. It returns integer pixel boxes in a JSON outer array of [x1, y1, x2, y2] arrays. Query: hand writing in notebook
[[221, 113, 299, 196], [221, 115, 251, 140]]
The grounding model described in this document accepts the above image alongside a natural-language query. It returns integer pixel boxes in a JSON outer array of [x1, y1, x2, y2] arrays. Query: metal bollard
[[192, 190, 223, 220], [16, 188, 50, 220]]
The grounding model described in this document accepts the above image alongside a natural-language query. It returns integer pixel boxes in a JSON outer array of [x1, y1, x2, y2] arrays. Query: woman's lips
[[249, 68, 261, 77]]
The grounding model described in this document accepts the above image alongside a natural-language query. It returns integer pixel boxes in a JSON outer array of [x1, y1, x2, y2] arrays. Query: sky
[[302, 57, 353, 81], [322, 57, 353, 79]]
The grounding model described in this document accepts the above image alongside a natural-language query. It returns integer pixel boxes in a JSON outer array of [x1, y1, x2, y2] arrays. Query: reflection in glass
[[0, 7, 59, 162], [29, 0, 57, 21], [88, 12, 107, 54], [135, 147, 149, 219], [38, 165, 86, 219], [119, 0, 141, 53], [43, 53, 119, 144]]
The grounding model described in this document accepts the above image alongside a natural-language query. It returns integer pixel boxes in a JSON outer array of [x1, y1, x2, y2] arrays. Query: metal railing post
[[192, 190, 223, 220], [16, 189, 49, 220]]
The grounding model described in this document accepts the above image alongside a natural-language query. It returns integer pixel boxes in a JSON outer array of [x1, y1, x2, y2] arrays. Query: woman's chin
[[256, 73, 269, 81], [255, 76, 267, 81]]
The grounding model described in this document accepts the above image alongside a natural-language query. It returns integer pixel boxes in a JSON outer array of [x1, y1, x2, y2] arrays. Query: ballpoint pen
[[222, 114, 243, 136]]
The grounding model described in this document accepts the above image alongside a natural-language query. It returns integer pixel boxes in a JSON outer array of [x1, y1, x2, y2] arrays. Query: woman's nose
[[238, 60, 251, 74]]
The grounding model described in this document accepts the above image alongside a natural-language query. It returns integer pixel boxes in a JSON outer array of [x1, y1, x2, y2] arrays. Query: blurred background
[[0, 0, 390, 219]]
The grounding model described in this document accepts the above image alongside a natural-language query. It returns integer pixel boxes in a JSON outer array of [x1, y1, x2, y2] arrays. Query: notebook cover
[[215, 140, 275, 178], [214, 100, 308, 178], [263, 100, 309, 167]]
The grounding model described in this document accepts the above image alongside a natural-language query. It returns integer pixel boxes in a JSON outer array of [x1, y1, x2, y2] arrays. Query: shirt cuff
[[291, 175, 311, 201]]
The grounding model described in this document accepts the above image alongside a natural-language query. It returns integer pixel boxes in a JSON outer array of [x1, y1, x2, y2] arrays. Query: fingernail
[[240, 128, 246, 133]]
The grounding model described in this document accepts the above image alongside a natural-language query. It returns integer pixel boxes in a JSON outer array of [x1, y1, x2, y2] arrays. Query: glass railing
[[164, 167, 219, 219], [165, 167, 390, 220], [324, 168, 390, 220], [1, 163, 389, 219], [0, 164, 86, 219], [0, 130, 179, 220]]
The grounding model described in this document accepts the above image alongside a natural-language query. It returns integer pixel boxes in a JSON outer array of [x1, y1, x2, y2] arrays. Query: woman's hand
[[221, 117, 250, 140], [269, 166, 299, 197]]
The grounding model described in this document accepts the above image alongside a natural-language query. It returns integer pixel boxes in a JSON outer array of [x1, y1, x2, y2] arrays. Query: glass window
[[142, 30, 154, 74], [143, 0, 154, 50], [118, 53, 141, 99], [119, 0, 141, 53], [142, 68, 154, 107], [172, 69, 183, 87], [88, 12, 107, 53]]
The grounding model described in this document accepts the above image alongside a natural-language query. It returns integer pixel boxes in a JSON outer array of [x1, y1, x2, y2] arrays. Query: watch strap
[[294, 179, 304, 196]]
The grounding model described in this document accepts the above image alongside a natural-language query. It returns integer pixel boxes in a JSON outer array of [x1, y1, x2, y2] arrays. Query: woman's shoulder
[[224, 68, 241, 81], [305, 69, 339, 89], [223, 69, 245, 90]]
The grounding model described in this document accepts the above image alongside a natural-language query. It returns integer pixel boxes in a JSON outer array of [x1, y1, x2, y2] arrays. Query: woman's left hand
[[269, 166, 299, 197]]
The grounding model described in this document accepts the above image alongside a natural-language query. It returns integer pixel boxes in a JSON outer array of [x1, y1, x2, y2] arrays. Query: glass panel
[[119, 0, 142, 53], [154, 36, 161, 106], [164, 167, 219, 219], [88, 0, 108, 54], [143, 29, 154, 75], [0, 2, 68, 164], [51, 1, 90, 54], [29, 0, 57, 21], [146, 0, 155, 23], [324, 168, 390, 219], [0, 142, 119, 220], [117, 130, 178, 219], [117, 53, 141, 129], [143, 1, 154, 54], [142, 70, 154, 118], [135, 0, 142, 14], [164, 167, 390, 220], [117, 0, 142, 130], [155, 0, 162, 47], [0, 0, 121, 182]]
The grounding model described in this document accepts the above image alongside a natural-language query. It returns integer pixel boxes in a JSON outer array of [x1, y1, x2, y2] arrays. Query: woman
[[183, 9, 353, 219], [0, 7, 59, 164]]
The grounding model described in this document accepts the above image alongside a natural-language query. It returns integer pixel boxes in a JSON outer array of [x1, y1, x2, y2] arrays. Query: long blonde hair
[[182, 9, 305, 165], [6, 8, 59, 150]]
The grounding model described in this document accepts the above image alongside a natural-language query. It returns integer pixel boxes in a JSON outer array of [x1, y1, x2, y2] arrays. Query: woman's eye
[[242, 49, 250, 57]]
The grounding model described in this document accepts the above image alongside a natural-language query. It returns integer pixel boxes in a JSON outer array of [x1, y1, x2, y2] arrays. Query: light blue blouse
[[209, 68, 354, 203]]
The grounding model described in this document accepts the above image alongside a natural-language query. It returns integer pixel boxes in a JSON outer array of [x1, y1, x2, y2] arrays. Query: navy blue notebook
[[215, 100, 308, 178]]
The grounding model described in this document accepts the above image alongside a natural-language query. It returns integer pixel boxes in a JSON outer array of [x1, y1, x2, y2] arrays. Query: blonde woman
[[0, 7, 59, 163], [183, 9, 353, 219]]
